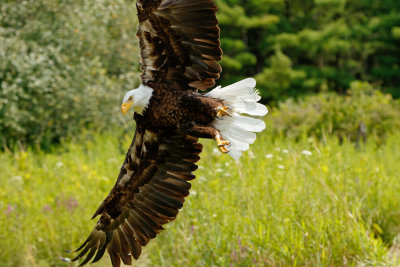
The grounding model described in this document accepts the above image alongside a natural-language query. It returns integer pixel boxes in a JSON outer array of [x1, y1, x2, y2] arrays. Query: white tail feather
[[231, 102, 267, 116], [231, 115, 266, 132], [206, 78, 268, 160]]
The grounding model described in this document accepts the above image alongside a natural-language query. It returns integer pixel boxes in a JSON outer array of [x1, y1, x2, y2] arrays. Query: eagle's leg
[[181, 122, 230, 153], [216, 106, 232, 118]]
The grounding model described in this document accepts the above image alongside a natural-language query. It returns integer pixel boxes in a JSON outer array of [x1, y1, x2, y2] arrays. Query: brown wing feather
[[137, 0, 222, 91], [69, 122, 202, 266]]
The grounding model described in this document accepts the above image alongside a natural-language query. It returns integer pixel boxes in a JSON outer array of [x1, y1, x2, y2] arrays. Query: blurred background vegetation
[[2, 1, 400, 266], [1, 0, 400, 149]]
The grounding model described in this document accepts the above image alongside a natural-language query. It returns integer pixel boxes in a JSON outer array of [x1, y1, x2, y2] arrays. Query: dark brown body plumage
[[68, 1, 226, 266], [142, 88, 224, 129]]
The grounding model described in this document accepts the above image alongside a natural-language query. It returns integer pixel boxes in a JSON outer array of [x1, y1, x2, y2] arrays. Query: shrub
[[0, 0, 140, 150], [269, 81, 400, 144]]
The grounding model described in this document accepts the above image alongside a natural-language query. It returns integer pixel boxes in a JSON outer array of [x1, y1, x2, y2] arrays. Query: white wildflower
[[10, 176, 23, 183], [100, 176, 109, 181], [11, 175, 22, 182], [302, 150, 312, 156], [56, 161, 64, 167], [248, 151, 255, 159], [282, 149, 289, 154], [265, 154, 273, 159], [278, 165, 285, 169], [212, 148, 220, 155]]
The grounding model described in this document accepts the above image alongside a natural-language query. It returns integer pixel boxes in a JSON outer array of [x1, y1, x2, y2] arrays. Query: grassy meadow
[[2, 1, 400, 266], [1, 130, 400, 266]]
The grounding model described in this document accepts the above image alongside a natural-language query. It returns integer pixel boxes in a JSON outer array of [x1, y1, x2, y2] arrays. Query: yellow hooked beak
[[121, 101, 133, 115]]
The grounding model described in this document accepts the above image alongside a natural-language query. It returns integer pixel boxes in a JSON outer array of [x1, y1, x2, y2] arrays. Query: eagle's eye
[[128, 96, 133, 101]]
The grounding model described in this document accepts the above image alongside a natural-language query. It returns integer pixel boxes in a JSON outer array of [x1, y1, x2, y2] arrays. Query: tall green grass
[[1, 131, 400, 266]]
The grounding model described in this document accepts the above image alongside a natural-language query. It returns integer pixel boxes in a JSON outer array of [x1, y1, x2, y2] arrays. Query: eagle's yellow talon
[[219, 145, 229, 153], [217, 140, 230, 146], [217, 106, 232, 118], [216, 137, 230, 153]]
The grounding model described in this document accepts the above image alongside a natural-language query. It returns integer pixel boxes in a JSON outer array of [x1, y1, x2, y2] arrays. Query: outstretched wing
[[137, 0, 222, 91], [68, 120, 202, 266]]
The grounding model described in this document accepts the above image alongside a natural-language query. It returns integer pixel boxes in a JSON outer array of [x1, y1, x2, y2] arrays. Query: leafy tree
[[1, 0, 400, 149], [0, 0, 140, 150], [216, 0, 280, 85], [216, 0, 400, 100]]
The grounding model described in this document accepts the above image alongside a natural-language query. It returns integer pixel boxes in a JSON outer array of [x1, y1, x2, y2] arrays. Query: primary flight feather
[[65, 0, 267, 266]]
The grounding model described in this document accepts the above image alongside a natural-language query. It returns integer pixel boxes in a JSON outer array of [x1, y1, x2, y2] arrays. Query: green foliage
[[1, 132, 400, 266], [0, 0, 139, 150], [217, 0, 280, 84], [215, 0, 400, 100], [2, 0, 400, 149], [270, 81, 400, 143], [255, 48, 306, 101]]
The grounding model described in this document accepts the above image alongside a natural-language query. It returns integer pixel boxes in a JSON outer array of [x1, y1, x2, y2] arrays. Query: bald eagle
[[64, 0, 267, 266]]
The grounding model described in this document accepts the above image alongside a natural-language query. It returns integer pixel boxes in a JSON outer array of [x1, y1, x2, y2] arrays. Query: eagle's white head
[[121, 84, 154, 115]]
